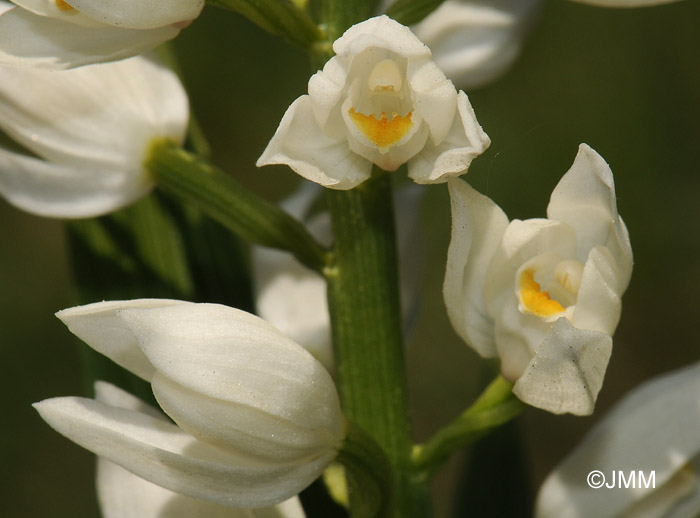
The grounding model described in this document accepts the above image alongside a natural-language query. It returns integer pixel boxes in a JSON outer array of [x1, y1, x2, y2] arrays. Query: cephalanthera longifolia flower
[[257, 15, 490, 190], [95, 383, 307, 518], [34, 300, 346, 508], [0, 0, 203, 68], [0, 54, 188, 218], [444, 144, 632, 415], [536, 362, 700, 518]]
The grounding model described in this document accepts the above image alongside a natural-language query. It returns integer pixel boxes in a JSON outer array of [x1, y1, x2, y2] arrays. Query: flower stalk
[[325, 171, 430, 517], [412, 375, 526, 475]]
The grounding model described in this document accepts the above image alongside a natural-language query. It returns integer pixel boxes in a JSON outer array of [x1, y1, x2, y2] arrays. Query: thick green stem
[[146, 140, 330, 273], [325, 172, 430, 518]]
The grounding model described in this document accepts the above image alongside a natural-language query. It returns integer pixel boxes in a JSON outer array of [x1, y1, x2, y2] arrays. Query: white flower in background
[[536, 362, 700, 518], [408, 0, 541, 90], [34, 299, 346, 508], [569, 0, 685, 7], [0, 54, 188, 218], [0, 0, 203, 68], [95, 382, 307, 518], [257, 15, 490, 190], [252, 182, 424, 372], [444, 144, 633, 415]]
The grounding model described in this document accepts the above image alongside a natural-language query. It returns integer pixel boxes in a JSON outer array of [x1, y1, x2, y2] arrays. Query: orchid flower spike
[[257, 15, 491, 190], [536, 362, 700, 518], [95, 384, 307, 518], [408, 0, 541, 90], [252, 182, 424, 372], [0, 54, 188, 218], [444, 144, 633, 415], [34, 300, 346, 508], [0, 0, 204, 68]]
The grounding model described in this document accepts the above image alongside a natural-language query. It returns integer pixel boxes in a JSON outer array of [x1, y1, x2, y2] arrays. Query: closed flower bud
[[34, 299, 346, 508]]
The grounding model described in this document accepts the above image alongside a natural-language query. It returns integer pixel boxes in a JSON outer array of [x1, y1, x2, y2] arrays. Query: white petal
[[257, 95, 372, 189], [34, 396, 334, 508], [56, 299, 191, 381], [0, 55, 188, 167], [333, 15, 430, 60], [98, 458, 306, 518], [569, 0, 682, 6], [407, 57, 457, 145], [484, 218, 577, 320], [407, 91, 490, 183], [443, 178, 509, 357], [547, 144, 633, 291], [411, 0, 541, 90], [65, 0, 204, 29], [535, 362, 700, 518], [116, 304, 346, 454], [308, 56, 350, 131], [0, 9, 179, 68], [0, 2, 12, 15], [572, 246, 623, 335], [513, 317, 612, 415], [152, 372, 342, 464], [7, 1, 104, 26], [0, 148, 149, 218]]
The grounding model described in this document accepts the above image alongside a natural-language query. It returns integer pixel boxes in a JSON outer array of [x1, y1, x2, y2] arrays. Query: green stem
[[325, 172, 430, 518], [146, 140, 330, 273], [412, 376, 526, 475]]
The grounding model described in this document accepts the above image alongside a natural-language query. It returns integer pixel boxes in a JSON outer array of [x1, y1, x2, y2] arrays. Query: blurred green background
[[2, 0, 700, 516]]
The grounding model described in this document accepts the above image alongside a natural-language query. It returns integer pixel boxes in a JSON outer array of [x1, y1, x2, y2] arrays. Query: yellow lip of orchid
[[518, 269, 566, 318], [347, 108, 414, 152]]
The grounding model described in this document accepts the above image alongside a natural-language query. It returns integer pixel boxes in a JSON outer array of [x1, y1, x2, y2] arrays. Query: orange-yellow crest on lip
[[519, 269, 565, 317], [55, 0, 76, 11], [348, 108, 413, 150]]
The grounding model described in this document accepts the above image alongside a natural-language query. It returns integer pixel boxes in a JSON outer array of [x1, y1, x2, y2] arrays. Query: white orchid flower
[[0, 0, 204, 68], [0, 54, 188, 218], [34, 299, 346, 508], [252, 182, 424, 372], [257, 15, 490, 190], [409, 0, 541, 90], [95, 382, 307, 518], [444, 144, 633, 415], [536, 362, 700, 518]]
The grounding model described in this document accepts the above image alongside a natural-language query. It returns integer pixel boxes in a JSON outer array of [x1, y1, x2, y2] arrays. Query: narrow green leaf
[[207, 0, 323, 49], [147, 140, 330, 273], [385, 0, 446, 26]]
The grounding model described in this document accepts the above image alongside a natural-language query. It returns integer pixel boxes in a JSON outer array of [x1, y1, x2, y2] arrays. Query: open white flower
[[257, 15, 490, 190], [95, 382, 307, 518], [536, 362, 700, 518], [0, 54, 188, 218], [409, 0, 541, 90], [444, 144, 633, 415], [0, 0, 204, 68], [252, 182, 424, 372], [34, 299, 346, 508]]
